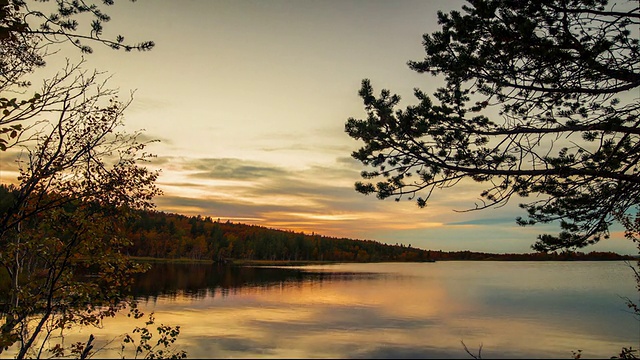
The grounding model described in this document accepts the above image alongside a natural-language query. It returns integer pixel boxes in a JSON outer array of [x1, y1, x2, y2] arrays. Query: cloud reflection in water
[[50, 262, 637, 359]]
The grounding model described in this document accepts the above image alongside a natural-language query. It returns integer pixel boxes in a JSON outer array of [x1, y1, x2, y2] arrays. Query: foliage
[[121, 312, 187, 360], [1, 0, 154, 150], [0, 0, 154, 54], [0, 185, 158, 358], [0, 1, 163, 359], [125, 211, 436, 262], [613, 347, 639, 359], [345, 0, 640, 252]]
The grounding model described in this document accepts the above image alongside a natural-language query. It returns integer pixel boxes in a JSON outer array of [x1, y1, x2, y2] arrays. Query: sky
[[2, 0, 636, 254]]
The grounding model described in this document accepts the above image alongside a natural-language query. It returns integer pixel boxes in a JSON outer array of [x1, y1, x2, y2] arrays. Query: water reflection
[[131, 263, 384, 301], [42, 262, 639, 359]]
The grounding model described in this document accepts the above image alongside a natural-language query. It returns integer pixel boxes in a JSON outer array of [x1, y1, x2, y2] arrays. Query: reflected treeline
[[130, 263, 381, 301]]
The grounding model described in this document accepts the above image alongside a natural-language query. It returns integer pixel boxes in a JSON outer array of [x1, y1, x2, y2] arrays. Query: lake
[[62, 261, 639, 358]]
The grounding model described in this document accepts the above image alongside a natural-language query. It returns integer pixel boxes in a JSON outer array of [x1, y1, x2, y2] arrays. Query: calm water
[[64, 262, 639, 358]]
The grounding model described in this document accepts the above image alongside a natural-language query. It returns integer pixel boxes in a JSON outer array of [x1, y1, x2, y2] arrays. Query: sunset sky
[[3, 0, 635, 254]]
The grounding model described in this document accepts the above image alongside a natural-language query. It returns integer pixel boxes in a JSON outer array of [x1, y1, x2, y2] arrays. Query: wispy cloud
[[150, 155, 440, 236], [446, 217, 522, 226], [184, 158, 289, 180]]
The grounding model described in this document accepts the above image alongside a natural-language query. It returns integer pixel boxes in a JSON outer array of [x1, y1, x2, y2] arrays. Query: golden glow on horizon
[[274, 212, 362, 222], [0, 0, 634, 254]]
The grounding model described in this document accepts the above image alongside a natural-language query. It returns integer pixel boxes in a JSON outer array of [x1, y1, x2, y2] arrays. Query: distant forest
[[124, 210, 634, 262]]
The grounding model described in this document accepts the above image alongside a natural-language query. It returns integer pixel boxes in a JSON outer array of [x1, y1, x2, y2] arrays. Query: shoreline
[[127, 256, 637, 266]]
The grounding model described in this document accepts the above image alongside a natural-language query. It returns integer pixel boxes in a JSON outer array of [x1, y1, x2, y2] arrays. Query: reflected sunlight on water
[[18, 261, 639, 359]]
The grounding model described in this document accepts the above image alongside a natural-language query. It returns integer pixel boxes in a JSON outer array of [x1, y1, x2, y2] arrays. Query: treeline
[[123, 210, 635, 262], [125, 211, 431, 262]]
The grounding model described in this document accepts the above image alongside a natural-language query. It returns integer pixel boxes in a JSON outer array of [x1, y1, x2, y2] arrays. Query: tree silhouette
[[346, 0, 639, 252], [0, 1, 163, 358], [1, 0, 154, 151]]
